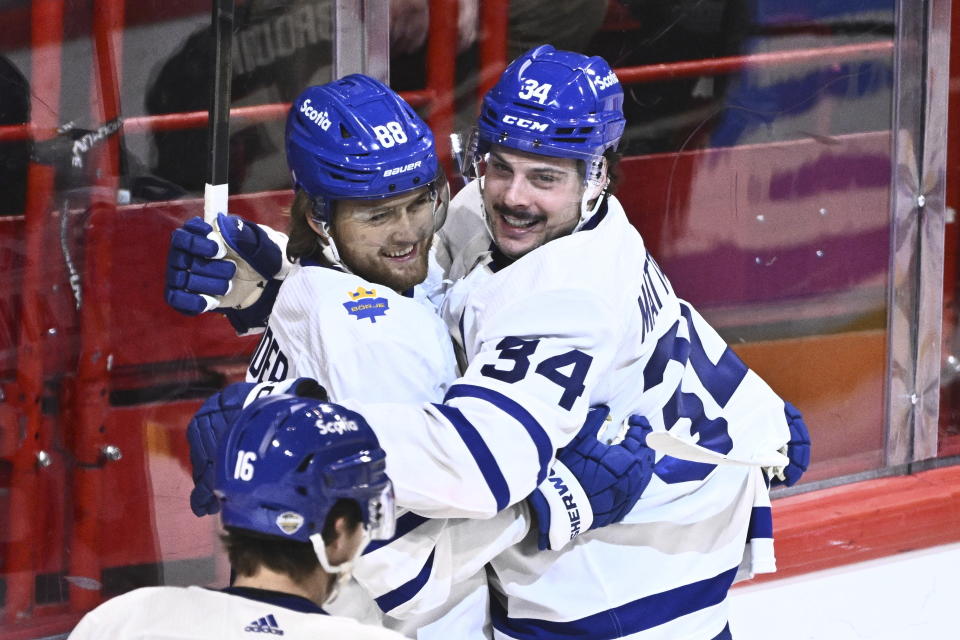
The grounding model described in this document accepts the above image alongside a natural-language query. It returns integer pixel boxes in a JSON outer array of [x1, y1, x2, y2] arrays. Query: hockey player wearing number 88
[[68, 395, 406, 640]]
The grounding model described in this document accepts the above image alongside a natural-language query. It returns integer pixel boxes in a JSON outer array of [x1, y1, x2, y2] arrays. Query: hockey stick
[[204, 0, 235, 223], [645, 431, 789, 468], [200, 0, 269, 310]]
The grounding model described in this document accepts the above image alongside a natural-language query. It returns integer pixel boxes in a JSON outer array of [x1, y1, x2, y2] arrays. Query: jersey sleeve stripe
[[373, 548, 436, 613], [490, 566, 739, 639], [747, 505, 773, 540], [362, 511, 430, 555], [431, 403, 511, 511], [443, 383, 553, 486]]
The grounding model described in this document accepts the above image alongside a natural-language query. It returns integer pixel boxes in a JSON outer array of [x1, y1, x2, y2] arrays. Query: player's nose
[[388, 211, 422, 243], [502, 175, 532, 209]]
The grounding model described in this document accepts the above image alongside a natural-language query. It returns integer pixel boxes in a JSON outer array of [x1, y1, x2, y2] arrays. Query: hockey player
[[69, 393, 406, 639], [169, 49, 810, 638], [174, 75, 655, 638]]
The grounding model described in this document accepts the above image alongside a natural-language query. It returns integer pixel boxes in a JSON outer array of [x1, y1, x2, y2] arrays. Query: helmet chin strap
[[310, 528, 372, 605], [574, 156, 609, 232], [313, 220, 353, 274]]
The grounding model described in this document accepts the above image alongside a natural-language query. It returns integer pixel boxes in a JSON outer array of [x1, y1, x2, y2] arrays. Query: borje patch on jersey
[[343, 286, 389, 323], [276, 511, 304, 535]]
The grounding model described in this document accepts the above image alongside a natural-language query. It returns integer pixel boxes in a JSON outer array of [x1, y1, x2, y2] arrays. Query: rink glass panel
[[0, 0, 956, 636], [596, 0, 900, 483]]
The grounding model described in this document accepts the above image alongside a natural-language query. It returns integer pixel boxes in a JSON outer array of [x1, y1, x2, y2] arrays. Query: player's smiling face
[[327, 186, 434, 292], [482, 145, 582, 260]]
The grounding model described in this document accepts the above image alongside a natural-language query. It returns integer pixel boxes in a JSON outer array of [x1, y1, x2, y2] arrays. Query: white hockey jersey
[[246, 257, 457, 406], [245, 257, 520, 639], [67, 585, 406, 639], [342, 185, 791, 639]]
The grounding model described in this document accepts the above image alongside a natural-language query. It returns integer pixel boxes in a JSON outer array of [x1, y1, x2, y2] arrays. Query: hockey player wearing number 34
[[69, 395, 407, 640], [168, 48, 811, 639]]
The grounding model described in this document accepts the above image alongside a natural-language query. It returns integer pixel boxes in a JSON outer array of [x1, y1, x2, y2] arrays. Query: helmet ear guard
[[583, 155, 608, 201]]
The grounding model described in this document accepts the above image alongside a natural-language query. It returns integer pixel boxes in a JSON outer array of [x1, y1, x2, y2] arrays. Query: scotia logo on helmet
[[300, 98, 332, 131], [502, 114, 548, 132], [592, 70, 619, 91]]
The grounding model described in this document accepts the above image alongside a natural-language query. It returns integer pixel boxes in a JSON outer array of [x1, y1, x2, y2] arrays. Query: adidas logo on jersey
[[245, 614, 284, 635]]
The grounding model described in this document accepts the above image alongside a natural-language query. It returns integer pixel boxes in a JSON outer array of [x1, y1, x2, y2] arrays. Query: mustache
[[492, 204, 544, 223]]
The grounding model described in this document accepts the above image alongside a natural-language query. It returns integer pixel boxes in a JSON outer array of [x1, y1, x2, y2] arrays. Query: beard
[[338, 234, 433, 293]]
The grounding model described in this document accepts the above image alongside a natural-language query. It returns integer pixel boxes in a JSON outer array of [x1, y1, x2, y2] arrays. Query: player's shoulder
[[70, 586, 199, 634], [316, 614, 408, 639]]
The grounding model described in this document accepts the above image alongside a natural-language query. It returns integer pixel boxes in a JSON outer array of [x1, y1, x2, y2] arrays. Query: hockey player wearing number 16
[[69, 395, 406, 640]]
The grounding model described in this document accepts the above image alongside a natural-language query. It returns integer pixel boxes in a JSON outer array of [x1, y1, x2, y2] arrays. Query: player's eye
[[533, 173, 559, 185], [363, 211, 390, 223], [489, 160, 511, 175]]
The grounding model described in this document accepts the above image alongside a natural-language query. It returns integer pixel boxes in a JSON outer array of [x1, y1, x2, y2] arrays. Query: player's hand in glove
[[187, 377, 328, 516], [166, 213, 289, 334], [527, 407, 655, 551], [767, 402, 811, 487]]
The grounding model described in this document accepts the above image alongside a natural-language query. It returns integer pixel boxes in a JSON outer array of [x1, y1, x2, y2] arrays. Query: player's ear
[[324, 515, 358, 566]]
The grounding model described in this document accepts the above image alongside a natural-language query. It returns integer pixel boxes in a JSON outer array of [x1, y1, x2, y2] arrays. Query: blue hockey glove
[[166, 213, 286, 334], [769, 402, 811, 487], [186, 377, 328, 516], [527, 407, 655, 551]]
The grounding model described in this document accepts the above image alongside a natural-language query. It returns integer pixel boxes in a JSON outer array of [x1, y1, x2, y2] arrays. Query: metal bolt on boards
[[101, 445, 122, 461], [916, 194, 926, 208], [36, 450, 53, 468]]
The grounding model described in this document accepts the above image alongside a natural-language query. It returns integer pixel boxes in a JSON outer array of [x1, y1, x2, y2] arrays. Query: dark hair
[[285, 189, 326, 264], [604, 148, 623, 194], [223, 499, 363, 583]]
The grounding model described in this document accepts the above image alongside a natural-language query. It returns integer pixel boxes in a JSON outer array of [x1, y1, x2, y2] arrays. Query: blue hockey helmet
[[286, 74, 447, 228], [215, 394, 396, 553], [473, 45, 626, 168]]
